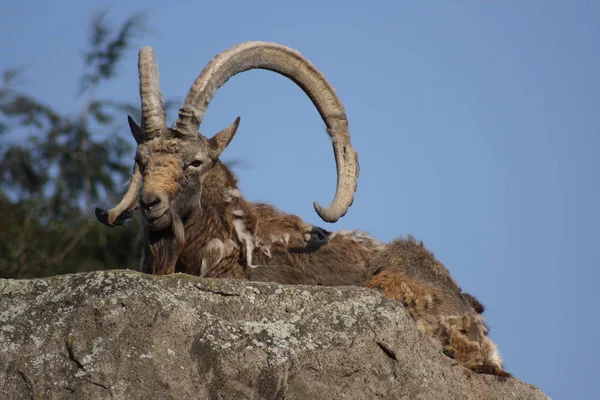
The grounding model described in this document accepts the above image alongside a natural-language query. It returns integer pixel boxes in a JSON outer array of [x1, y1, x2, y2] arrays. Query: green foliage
[[0, 194, 142, 278], [80, 10, 147, 92], [0, 11, 148, 279]]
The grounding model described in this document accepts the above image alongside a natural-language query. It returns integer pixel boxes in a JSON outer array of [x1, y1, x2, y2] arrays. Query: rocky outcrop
[[0, 270, 548, 399]]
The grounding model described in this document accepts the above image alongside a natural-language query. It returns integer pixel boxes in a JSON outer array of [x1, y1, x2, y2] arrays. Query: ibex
[[95, 41, 509, 377]]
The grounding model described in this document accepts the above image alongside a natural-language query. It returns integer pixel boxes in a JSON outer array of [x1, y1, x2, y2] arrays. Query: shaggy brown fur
[[463, 292, 486, 314], [108, 130, 511, 377], [248, 230, 383, 286], [97, 42, 511, 378], [366, 237, 510, 377]]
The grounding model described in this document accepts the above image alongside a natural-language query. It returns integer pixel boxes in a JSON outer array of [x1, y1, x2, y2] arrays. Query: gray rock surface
[[0, 270, 548, 399]]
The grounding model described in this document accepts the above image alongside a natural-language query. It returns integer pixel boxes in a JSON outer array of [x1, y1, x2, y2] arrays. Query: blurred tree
[[0, 10, 154, 278]]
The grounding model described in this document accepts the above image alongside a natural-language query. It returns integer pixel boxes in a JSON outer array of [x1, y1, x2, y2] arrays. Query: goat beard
[[145, 210, 185, 275]]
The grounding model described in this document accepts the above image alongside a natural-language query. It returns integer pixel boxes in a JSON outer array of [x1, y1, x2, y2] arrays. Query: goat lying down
[[95, 41, 509, 377], [365, 237, 508, 377]]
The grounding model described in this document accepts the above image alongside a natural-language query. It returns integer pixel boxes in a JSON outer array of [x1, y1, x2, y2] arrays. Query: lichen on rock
[[0, 270, 548, 399]]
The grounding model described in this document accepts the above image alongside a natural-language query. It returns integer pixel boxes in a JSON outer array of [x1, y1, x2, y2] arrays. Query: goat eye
[[189, 160, 203, 168]]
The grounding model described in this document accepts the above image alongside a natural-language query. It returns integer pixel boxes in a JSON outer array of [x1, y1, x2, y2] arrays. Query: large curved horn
[[138, 47, 168, 139], [95, 164, 142, 227], [174, 41, 358, 223]]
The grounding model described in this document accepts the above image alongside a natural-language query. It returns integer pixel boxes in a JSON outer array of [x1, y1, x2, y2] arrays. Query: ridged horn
[[173, 41, 358, 222], [138, 47, 168, 139], [95, 164, 142, 227]]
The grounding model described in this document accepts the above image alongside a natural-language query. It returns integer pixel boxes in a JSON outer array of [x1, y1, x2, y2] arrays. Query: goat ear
[[208, 117, 240, 159], [128, 115, 145, 145], [463, 292, 486, 314]]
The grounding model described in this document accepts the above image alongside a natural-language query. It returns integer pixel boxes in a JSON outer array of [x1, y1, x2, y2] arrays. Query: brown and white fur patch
[[366, 236, 510, 377]]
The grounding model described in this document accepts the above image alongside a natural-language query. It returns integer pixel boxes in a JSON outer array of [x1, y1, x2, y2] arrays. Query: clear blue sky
[[2, 1, 598, 398]]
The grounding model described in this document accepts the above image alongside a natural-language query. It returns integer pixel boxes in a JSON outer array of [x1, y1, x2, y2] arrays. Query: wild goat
[[95, 41, 508, 377]]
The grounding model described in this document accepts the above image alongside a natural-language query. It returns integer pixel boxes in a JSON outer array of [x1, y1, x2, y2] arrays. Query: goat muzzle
[[140, 191, 171, 230], [144, 211, 172, 231]]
